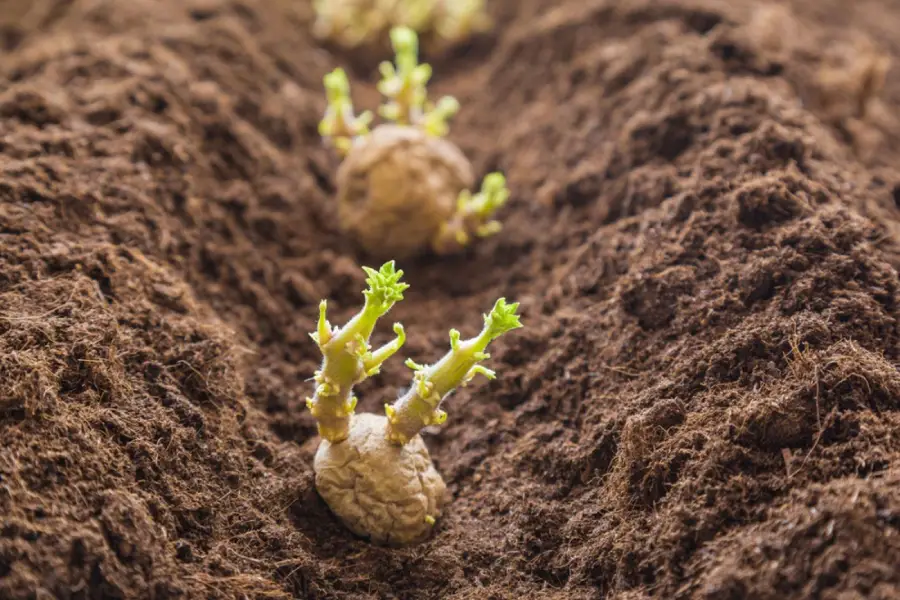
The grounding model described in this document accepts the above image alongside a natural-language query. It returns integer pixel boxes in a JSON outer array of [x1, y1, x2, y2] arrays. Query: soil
[[2, 0, 900, 599]]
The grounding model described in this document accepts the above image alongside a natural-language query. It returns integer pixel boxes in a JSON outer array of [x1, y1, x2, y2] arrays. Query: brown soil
[[2, 0, 900, 598]]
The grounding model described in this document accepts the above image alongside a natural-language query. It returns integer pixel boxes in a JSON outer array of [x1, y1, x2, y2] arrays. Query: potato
[[314, 413, 447, 546], [336, 124, 475, 260]]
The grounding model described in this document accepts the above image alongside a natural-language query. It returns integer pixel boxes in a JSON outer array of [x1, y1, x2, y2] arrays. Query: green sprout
[[377, 26, 430, 125], [319, 27, 456, 145], [306, 261, 408, 442], [319, 68, 373, 156], [432, 172, 510, 254], [321, 26, 509, 260], [420, 96, 460, 137], [384, 297, 522, 444], [313, 0, 493, 50], [377, 25, 459, 136], [361, 261, 409, 316]]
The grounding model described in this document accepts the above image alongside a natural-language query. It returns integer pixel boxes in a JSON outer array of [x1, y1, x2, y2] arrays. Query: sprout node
[[432, 172, 510, 254]]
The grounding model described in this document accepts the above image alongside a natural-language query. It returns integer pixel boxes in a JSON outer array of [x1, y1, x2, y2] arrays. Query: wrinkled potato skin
[[314, 413, 447, 546], [336, 125, 474, 260]]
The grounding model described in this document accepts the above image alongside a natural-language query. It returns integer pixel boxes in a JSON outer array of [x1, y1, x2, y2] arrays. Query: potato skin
[[336, 124, 474, 260], [314, 413, 447, 546]]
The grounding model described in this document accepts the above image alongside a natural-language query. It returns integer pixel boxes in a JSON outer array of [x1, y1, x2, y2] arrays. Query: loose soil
[[2, 0, 900, 599]]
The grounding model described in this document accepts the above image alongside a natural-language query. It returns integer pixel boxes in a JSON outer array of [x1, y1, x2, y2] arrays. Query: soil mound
[[2, 0, 900, 598]]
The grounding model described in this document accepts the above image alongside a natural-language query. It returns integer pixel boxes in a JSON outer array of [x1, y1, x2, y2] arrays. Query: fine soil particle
[[2, 0, 900, 599]]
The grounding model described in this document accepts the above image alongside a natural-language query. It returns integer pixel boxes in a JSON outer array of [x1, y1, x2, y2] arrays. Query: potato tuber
[[336, 124, 475, 260], [314, 412, 446, 545]]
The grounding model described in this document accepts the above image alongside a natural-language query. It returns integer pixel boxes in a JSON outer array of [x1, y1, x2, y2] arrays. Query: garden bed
[[1, 0, 900, 598]]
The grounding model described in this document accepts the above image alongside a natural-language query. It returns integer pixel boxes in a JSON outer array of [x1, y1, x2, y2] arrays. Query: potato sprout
[[313, 0, 492, 50]]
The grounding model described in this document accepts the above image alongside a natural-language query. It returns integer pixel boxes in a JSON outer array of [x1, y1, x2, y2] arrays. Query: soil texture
[[2, 0, 900, 599]]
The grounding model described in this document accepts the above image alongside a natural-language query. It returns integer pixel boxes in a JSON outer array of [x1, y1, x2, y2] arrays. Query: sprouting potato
[[319, 26, 509, 259], [336, 124, 474, 260], [305, 261, 522, 544]]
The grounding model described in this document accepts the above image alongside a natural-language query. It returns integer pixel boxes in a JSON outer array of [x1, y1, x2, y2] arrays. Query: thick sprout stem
[[307, 262, 408, 442], [384, 298, 522, 444], [378, 26, 431, 126], [420, 96, 460, 137], [320, 26, 460, 158], [377, 25, 458, 137], [432, 172, 510, 255], [319, 68, 373, 156]]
